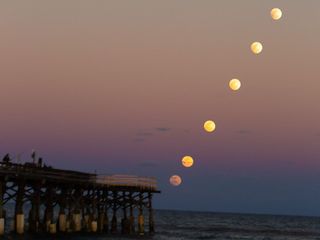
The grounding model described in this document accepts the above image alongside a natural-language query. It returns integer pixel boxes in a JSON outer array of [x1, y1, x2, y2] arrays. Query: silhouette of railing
[[95, 175, 157, 190], [0, 162, 158, 191]]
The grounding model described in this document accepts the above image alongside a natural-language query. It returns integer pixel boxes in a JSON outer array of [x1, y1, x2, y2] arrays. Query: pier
[[0, 154, 160, 236]]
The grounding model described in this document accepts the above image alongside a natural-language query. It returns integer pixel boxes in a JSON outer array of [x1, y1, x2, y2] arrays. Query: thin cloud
[[155, 127, 171, 132], [136, 132, 153, 137]]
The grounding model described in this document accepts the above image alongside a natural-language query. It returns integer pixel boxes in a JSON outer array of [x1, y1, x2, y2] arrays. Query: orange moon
[[250, 42, 263, 54], [182, 156, 194, 168], [271, 8, 282, 20], [229, 79, 241, 91], [169, 175, 182, 186], [203, 120, 216, 133]]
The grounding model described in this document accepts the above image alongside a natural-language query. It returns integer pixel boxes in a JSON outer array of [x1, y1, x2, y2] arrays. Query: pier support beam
[[0, 179, 5, 236], [83, 207, 91, 232], [129, 206, 135, 233], [103, 210, 109, 233], [111, 191, 117, 234], [43, 185, 54, 232], [138, 193, 144, 236], [73, 210, 82, 232], [72, 189, 83, 232], [58, 188, 67, 232], [58, 212, 67, 232], [91, 189, 98, 232], [15, 181, 25, 234], [121, 192, 130, 234], [29, 183, 41, 233], [97, 190, 104, 232], [148, 192, 154, 234], [83, 191, 91, 232], [129, 195, 135, 234], [0, 218, 4, 236], [98, 212, 104, 232], [66, 191, 73, 233], [103, 190, 109, 233], [49, 223, 57, 234]]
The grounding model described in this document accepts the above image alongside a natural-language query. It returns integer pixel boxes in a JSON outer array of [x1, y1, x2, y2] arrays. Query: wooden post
[[66, 189, 73, 232], [15, 180, 25, 234], [28, 182, 41, 233], [138, 192, 144, 235], [121, 191, 130, 234], [73, 189, 82, 232], [83, 191, 91, 232], [129, 192, 135, 233], [0, 179, 5, 235], [97, 189, 105, 232], [43, 184, 54, 232], [111, 191, 117, 234], [90, 189, 97, 232], [148, 192, 154, 234], [58, 188, 67, 232], [103, 189, 109, 233]]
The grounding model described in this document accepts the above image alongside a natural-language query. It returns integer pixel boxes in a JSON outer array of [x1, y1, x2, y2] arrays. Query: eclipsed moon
[[170, 175, 182, 186], [251, 42, 263, 54], [229, 79, 241, 91], [204, 120, 216, 133], [271, 8, 282, 20], [182, 156, 194, 168]]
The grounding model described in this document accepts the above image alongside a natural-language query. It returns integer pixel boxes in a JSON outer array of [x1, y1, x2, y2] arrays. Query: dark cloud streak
[[155, 127, 171, 132]]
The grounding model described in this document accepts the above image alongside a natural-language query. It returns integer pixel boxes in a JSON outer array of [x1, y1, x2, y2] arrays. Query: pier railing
[[0, 162, 94, 183], [94, 175, 157, 190], [0, 162, 158, 191]]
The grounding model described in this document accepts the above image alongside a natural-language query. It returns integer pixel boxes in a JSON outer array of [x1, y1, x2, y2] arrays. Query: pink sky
[[1, 1, 320, 215]]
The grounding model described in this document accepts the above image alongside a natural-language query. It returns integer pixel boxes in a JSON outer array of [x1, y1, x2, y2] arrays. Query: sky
[[1, 0, 320, 216]]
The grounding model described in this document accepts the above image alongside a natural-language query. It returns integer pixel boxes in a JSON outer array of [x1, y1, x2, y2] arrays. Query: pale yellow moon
[[182, 156, 194, 168], [251, 42, 263, 54], [229, 79, 241, 91], [203, 120, 216, 133], [271, 8, 282, 20], [170, 175, 182, 186]]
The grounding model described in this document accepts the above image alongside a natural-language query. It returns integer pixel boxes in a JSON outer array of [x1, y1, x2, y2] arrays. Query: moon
[[170, 175, 182, 186], [204, 120, 216, 133], [271, 8, 282, 20], [229, 79, 241, 91], [182, 156, 194, 168], [251, 42, 263, 54]]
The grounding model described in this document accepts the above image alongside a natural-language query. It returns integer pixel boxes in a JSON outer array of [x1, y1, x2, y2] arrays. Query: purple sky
[[1, 1, 320, 216]]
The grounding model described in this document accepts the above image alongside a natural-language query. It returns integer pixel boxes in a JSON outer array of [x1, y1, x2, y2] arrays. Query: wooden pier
[[0, 154, 160, 236]]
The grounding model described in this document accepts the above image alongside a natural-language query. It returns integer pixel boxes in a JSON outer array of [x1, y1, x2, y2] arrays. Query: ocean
[[3, 209, 320, 240], [153, 210, 320, 240]]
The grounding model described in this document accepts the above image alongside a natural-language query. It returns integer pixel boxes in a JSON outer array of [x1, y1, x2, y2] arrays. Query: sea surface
[[3, 209, 320, 240]]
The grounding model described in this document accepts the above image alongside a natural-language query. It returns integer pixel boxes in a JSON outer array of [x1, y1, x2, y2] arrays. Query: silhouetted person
[[31, 151, 36, 164], [2, 153, 11, 164], [38, 157, 43, 167]]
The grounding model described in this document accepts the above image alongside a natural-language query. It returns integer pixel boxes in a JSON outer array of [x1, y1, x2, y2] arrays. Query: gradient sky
[[1, 1, 320, 216]]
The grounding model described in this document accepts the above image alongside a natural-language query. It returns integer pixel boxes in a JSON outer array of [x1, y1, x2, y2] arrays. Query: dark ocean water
[[153, 210, 320, 240], [4, 209, 320, 240]]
